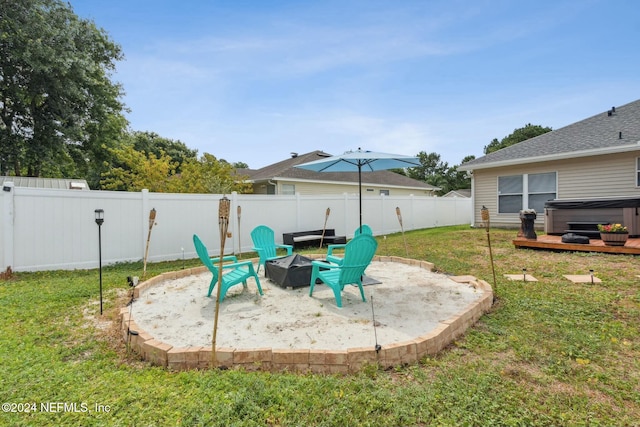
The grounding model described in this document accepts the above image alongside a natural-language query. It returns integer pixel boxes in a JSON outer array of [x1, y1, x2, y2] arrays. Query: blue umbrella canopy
[[295, 148, 420, 230], [294, 148, 420, 172]]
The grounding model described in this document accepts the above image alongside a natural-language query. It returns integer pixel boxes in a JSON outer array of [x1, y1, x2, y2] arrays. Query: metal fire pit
[[265, 254, 316, 289]]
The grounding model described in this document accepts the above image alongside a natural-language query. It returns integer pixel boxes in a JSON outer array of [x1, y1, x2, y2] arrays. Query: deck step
[[564, 229, 601, 238], [565, 221, 609, 238]]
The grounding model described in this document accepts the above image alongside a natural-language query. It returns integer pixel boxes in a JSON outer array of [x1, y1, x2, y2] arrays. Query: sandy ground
[[130, 261, 484, 351]]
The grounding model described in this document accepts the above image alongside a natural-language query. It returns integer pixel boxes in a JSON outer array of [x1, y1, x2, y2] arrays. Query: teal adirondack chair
[[193, 234, 263, 301], [309, 234, 378, 308], [250, 225, 293, 273], [326, 224, 373, 265]]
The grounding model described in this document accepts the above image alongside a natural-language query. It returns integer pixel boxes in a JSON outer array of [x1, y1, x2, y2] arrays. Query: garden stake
[[237, 205, 242, 258], [142, 208, 157, 278], [590, 269, 594, 284], [481, 206, 498, 302], [523, 268, 527, 282], [319, 207, 331, 248], [396, 207, 409, 257], [212, 196, 230, 368]]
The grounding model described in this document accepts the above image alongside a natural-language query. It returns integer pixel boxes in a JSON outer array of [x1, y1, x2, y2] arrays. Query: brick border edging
[[121, 256, 493, 373]]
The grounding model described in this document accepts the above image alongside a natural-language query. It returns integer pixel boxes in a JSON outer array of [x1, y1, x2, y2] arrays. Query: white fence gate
[[0, 183, 472, 272]]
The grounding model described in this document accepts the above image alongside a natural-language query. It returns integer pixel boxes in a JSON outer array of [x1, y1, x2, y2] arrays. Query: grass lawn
[[1, 226, 638, 426]]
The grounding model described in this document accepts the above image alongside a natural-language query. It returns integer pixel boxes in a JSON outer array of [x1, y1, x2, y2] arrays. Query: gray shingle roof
[[245, 150, 438, 190], [459, 99, 640, 170]]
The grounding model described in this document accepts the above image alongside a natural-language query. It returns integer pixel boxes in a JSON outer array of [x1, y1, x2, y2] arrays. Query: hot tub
[[544, 196, 640, 237]]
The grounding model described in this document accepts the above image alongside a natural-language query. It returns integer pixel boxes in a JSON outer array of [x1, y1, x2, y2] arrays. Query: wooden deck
[[513, 235, 640, 255]]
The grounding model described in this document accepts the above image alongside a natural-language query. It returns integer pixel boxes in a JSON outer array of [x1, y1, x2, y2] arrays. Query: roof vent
[[619, 131, 622, 139], [69, 181, 86, 190], [290, 152, 298, 158], [607, 106, 616, 116]]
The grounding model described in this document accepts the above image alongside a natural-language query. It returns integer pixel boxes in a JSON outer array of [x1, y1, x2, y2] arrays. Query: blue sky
[[70, 0, 640, 169]]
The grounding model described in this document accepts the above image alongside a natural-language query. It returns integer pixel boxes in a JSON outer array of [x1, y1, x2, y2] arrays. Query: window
[[527, 172, 556, 213], [498, 175, 523, 213], [281, 184, 295, 195], [379, 189, 389, 196], [498, 172, 556, 213]]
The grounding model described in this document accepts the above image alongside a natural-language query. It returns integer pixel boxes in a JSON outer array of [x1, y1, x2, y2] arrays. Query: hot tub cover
[[545, 196, 640, 209]]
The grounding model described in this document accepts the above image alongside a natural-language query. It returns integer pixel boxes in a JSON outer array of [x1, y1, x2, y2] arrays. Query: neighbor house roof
[[0, 176, 90, 190], [459, 99, 640, 171], [442, 189, 471, 198], [244, 150, 439, 191]]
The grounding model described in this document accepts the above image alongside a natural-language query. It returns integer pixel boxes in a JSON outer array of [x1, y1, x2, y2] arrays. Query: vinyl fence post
[[2, 182, 15, 271]]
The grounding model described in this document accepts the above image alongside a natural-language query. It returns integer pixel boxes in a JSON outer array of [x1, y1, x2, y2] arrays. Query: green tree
[[484, 123, 552, 154], [129, 131, 197, 174], [407, 152, 449, 187], [231, 161, 249, 169], [176, 153, 253, 194], [100, 145, 177, 192], [100, 146, 253, 194], [0, 0, 126, 177], [407, 152, 474, 195]]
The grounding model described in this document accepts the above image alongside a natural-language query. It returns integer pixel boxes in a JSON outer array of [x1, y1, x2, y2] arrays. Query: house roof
[[459, 99, 640, 171], [443, 189, 471, 198], [245, 150, 439, 191], [0, 176, 90, 190]]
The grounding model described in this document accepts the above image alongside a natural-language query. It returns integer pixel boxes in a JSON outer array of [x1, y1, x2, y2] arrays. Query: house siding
[[470, 151, 640, 228], [556, 153, 638, 198]]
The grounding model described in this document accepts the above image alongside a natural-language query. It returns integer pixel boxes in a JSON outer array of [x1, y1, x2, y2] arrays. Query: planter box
[[600, 232, 628, 246]]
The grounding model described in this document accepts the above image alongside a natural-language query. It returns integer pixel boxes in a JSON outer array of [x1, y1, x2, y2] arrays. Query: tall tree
[[0, 0, 126, 177], [176, 153, 253, 194], [407, 151, 449, 187], [407, 152, 474, 195], [129, 131, 197, 174], [484, 123, 552, 154], [100, 144, 177, 192]]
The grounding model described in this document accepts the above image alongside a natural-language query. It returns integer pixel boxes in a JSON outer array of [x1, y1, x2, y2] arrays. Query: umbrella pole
[[237, 205, 242, 259], [358, 166, 363, 233]]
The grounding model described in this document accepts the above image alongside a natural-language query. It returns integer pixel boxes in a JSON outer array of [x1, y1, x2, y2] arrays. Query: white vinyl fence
[[0, 183, 472, 272]]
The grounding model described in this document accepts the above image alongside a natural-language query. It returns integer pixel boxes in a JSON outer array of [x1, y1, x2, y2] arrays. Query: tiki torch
[[481, 206, 498, 301], [142, 208, 157, 278], [212, 196, 231, 368], [396, 207, 409, 257], [320, 207, 331, 248]]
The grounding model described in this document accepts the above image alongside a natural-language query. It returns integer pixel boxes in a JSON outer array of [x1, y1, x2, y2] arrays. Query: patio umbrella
[[295, 148, 421, 232]]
